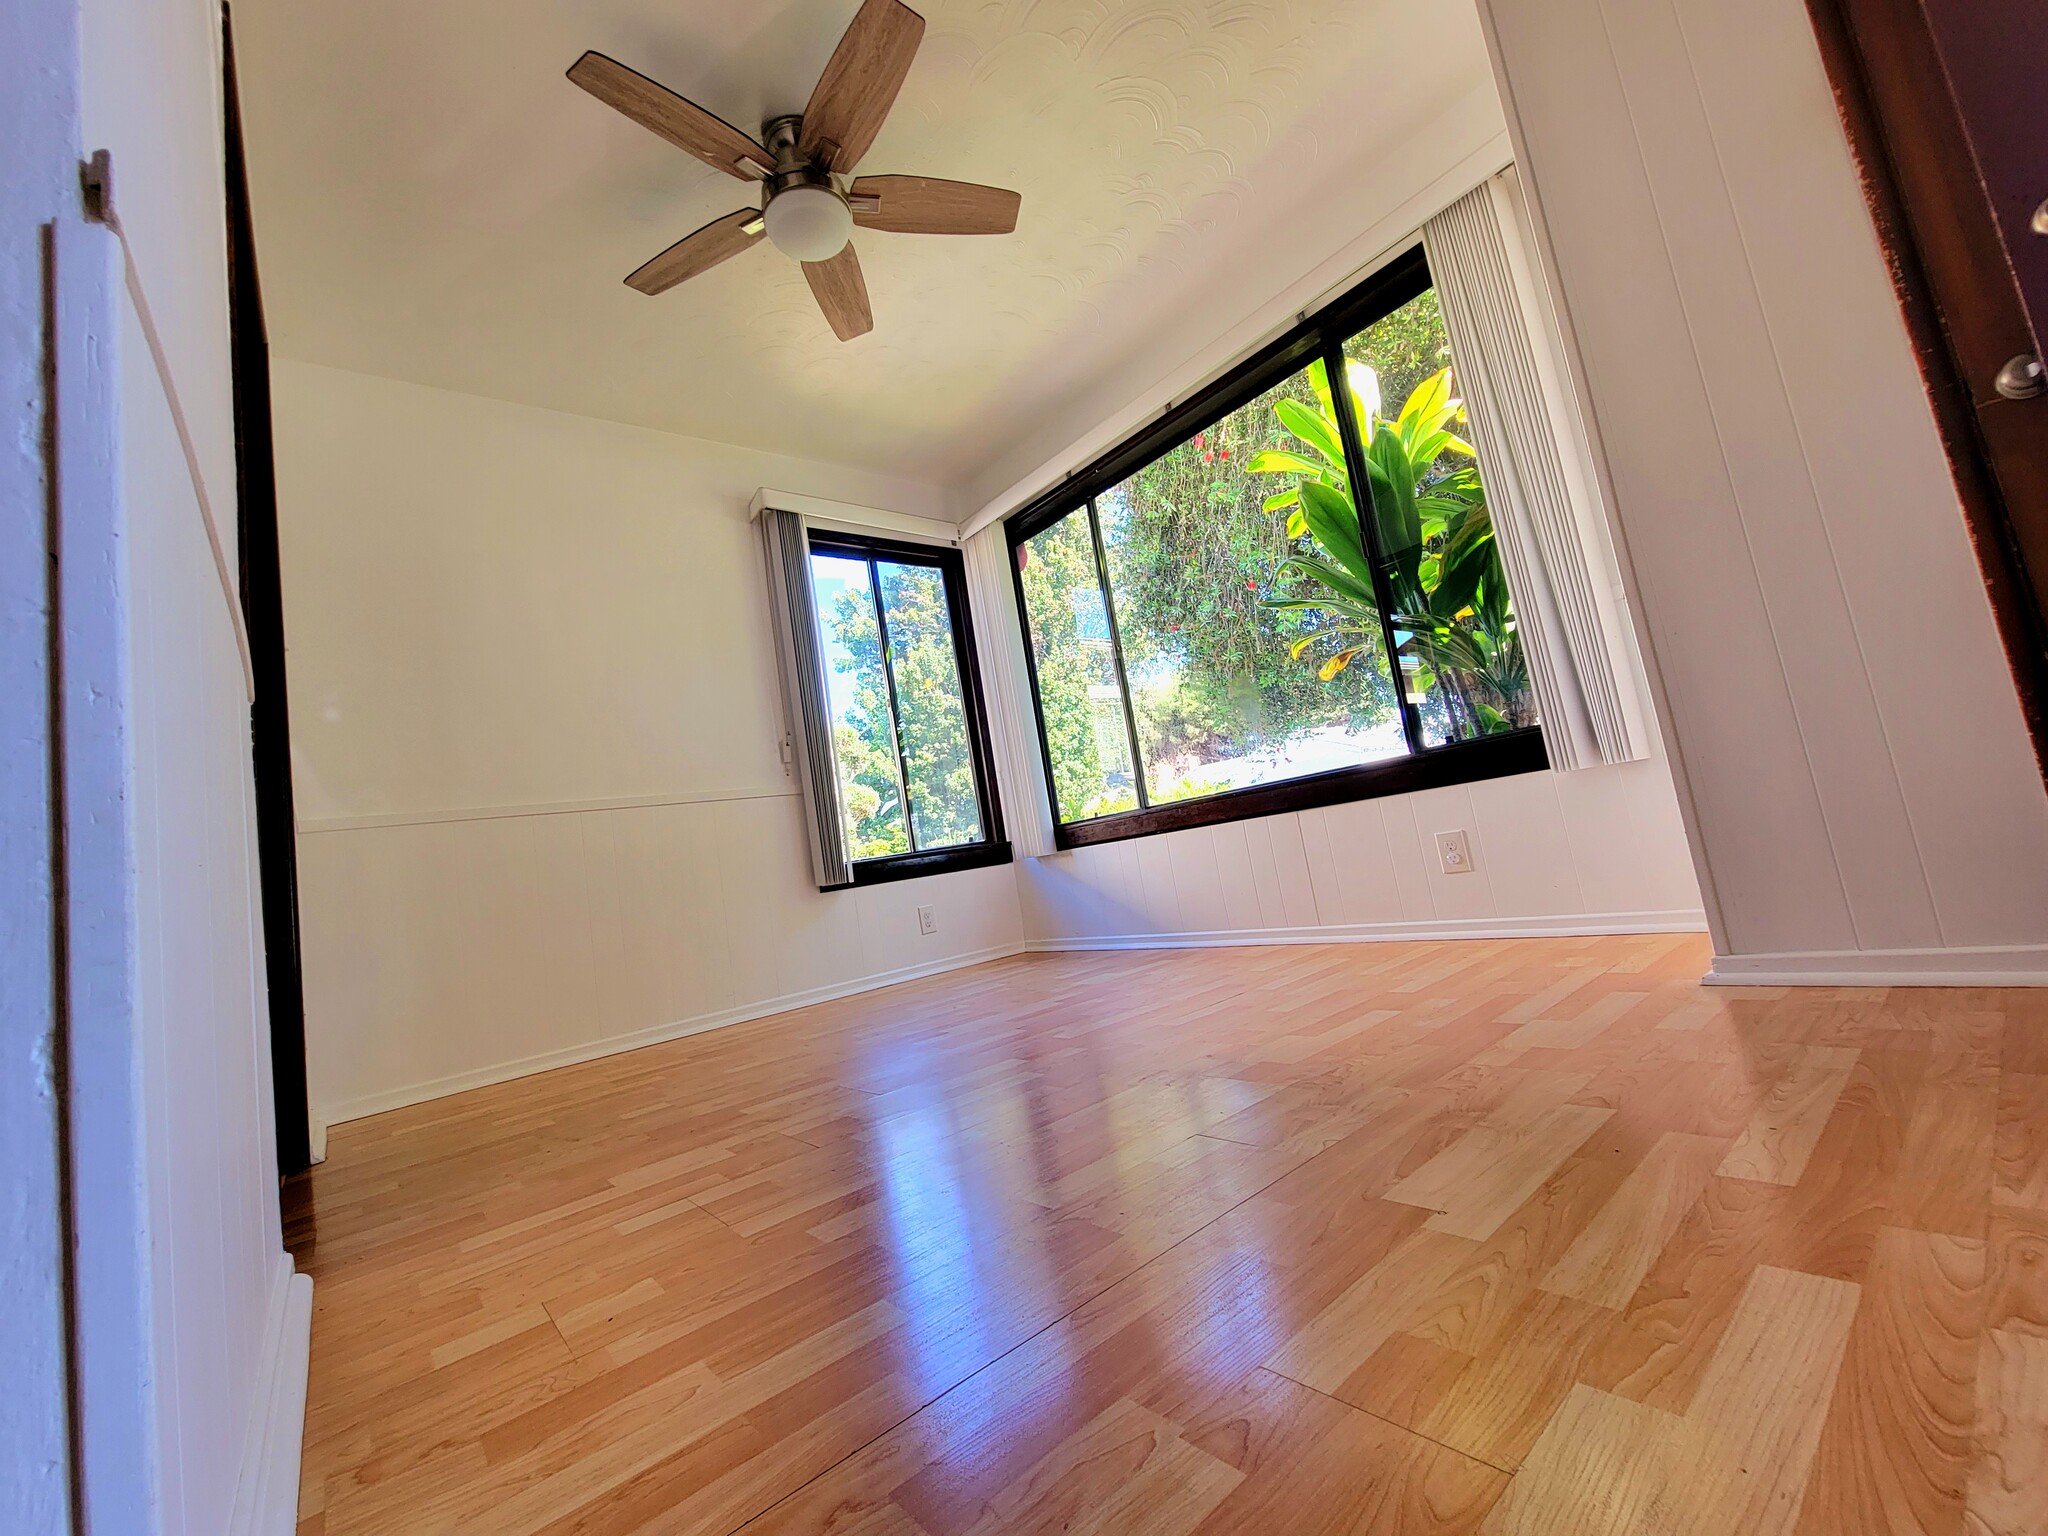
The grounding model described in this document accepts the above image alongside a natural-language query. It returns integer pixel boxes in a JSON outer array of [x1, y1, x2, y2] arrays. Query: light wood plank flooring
[[288, 935, 2048, 1534]]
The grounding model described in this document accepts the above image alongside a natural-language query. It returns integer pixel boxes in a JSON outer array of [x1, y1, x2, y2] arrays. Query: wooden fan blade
[[568, 52, 774, 180], [625, 209, 765, 295], [802, 245, 874, 340], [797, 0, 925, 174], [849, 175, 1020, 235]]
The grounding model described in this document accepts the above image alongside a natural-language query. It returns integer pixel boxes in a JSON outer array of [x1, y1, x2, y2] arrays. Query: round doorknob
[[1995, 353, 2046, 401]]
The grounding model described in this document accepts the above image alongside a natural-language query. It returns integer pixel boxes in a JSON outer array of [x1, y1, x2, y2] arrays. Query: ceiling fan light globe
[[763, 185, 853, 262]]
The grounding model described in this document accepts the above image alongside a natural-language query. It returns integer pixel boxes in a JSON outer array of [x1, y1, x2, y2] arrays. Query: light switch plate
[[1435, 829, 1474, 875]]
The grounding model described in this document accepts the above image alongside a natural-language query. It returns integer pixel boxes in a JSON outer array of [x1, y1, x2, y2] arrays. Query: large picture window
[[1009, 247, 1546, 848], [807, 531, 1008, 883]]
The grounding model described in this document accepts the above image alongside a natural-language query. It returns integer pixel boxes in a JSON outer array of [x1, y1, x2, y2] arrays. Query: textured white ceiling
[[235, 1, 1499, 495]]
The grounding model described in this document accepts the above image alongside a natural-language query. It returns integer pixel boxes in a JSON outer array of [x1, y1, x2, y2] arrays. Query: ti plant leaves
[[1249, 363, 1533, 738]]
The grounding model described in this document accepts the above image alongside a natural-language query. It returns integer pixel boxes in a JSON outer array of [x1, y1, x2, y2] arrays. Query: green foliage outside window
[[1015, 287, 1535, 823], [1098, 363, 1402, 799], [1015, 515, 1138, 821], [823, 582, 911, 858], [1252, 345, 1535, 739], [822, 560, 983, 859]]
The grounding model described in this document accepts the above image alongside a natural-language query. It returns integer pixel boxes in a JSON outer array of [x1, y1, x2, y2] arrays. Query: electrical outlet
[[916, 904, 937, 936], [1435, 829, 1474, 875]]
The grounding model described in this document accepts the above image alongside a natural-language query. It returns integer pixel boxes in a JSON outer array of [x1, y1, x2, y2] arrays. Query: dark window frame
[[806, 529, 1011, 887], [1007, 245, 1548, 850]]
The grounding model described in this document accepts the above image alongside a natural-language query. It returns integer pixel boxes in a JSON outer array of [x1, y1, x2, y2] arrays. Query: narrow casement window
[[1008, 246, 1548, 849], [805, 530, 1009, 885]]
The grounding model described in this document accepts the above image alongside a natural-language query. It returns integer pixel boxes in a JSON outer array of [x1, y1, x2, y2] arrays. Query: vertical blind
[[964, 523, 1057, 858], [1425, 177, 1647, 768], [759, 507, 856, 888]]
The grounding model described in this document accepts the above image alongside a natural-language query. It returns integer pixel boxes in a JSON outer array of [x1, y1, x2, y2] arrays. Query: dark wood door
[[1806, 0, 2048, 776], [1921, 0, 2047, 349]]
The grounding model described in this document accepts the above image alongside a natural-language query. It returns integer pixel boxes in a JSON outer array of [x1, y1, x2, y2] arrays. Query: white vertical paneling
[[1551, 757, 1654, 914], [1133, 837, 1184, 935], [1477, 0, 1851, 959], [1266, 815, 1323, 928], [1471, 770, 1586, 916], [670, 807, 738, 1019], [1621, 762, 1710, 914], [1669, 0, 2048, 947], [1296, 808, 1344, 923], [1378, 796, 1440, 922], [1212, 823, 1265, 932], [1242, 819, 1290, 929], [583, 807, 680, 1036], [1082, 840, 1147, 935], [1167, 828, 1232, 935], [1596, 0, 1934, 952], [533, 810, 608, 1050], [1478, 0, 2048, 973], [711, 799, 791, 1006], [765, 811, 867, 998], [1017, 758, 1703, 948], [1319, 800, 1406, 929], [1408, 786, 1497, 923], [858, 863, 1029, 977]]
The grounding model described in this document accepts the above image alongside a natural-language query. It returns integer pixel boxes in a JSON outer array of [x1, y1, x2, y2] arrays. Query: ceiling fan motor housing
[[567, 0, 1018, 340], [760, 114, 854, 261]]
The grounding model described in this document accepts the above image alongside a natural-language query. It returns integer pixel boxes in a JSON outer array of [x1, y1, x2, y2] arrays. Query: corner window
[[1009, 247, 1545, 848], [808, 531, 1008, 884]]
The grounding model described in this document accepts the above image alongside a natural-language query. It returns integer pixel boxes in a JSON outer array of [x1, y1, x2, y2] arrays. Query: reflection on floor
[[288, 935, 2048, 1535]]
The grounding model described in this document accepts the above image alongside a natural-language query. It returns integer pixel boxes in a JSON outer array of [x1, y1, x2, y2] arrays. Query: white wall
[[1479, 0, 2048, 984], [1020, 759, 1701, 949], [81, 0, 305, 1531], [272, 361, 1025, 1124], [1, 0, 84, 1526]]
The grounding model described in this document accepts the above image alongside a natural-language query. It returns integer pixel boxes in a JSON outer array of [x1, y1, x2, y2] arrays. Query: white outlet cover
[[916, 904, 937, 935], [1435, 829, 1474, 875]]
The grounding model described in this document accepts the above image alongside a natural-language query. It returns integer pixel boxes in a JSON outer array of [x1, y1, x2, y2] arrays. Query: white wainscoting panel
[[1019, 756, 1703, 949], [298, 792, 1026, 1124]]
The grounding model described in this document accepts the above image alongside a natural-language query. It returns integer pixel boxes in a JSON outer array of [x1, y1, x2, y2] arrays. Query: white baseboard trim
[[321, 942, 1028, 1126], [226, 1255, 313, 1536], [1023, 909, 1707, 953], [1706, 943, 2048, 987]]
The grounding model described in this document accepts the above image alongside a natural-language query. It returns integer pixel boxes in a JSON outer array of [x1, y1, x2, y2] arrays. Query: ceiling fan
[[567, 0, 1020, 341]]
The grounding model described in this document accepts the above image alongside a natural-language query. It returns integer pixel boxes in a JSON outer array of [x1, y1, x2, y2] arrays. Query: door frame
[[223, 0, 313, 1177]]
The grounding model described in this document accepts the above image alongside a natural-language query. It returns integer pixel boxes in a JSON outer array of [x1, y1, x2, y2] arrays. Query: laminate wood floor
[[288, 935, 2048, 1535]]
